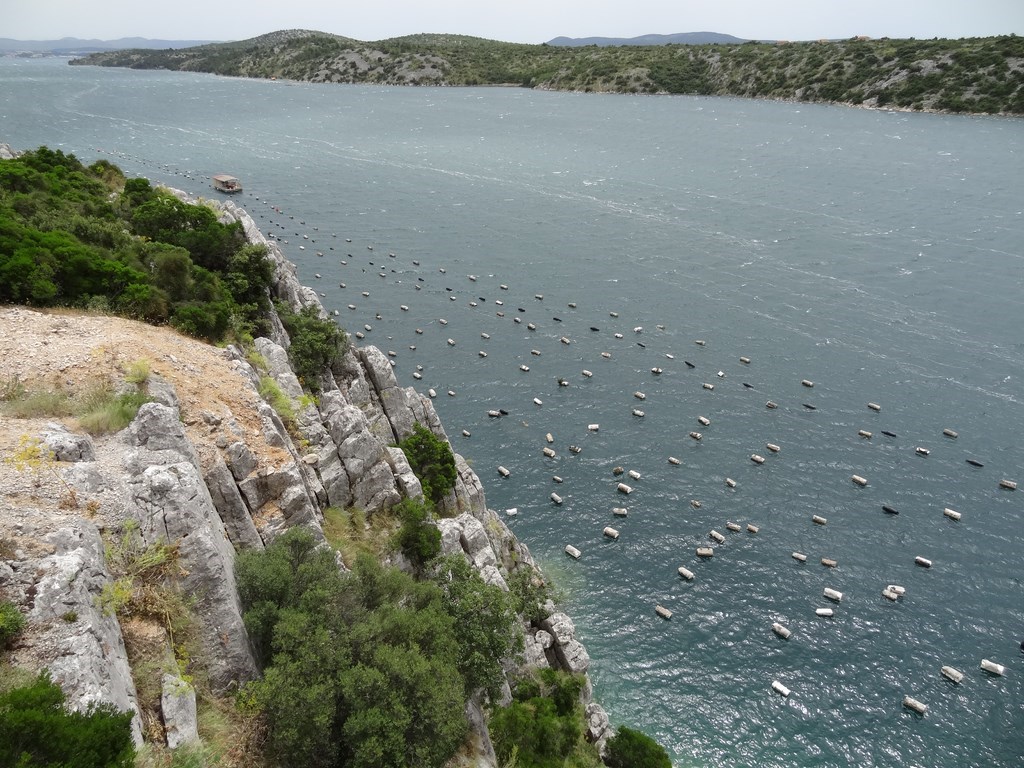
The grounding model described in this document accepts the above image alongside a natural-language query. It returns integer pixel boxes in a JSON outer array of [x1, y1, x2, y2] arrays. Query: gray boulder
[[161, 674, 199, 749], [42, 423, 95, 462]]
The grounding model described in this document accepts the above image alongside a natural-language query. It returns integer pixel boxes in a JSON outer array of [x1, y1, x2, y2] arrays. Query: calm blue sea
[[2, 57, 1022, 767]]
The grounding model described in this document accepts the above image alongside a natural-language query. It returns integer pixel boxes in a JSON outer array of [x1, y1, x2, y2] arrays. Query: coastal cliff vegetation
[[0, 146, 675, 767], [71, 30, 1024, 115]]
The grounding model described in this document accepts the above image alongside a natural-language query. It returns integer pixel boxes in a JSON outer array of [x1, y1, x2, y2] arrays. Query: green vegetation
[[73, 31, 1024, 115], [0, 671, 135, 768], [398, 422, 458, 505], [276, 303, 347, 391], [235, 527, 520, 768], [0, 147, 275, 345], [604, 726, 673, 768], [1, 375, 149, 435], [0, 600, 26, 647], [394, 497, 441, 569], [488, 668, 600, 768]]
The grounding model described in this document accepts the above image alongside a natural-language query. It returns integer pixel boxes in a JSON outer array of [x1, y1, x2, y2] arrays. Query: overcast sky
[[6, 0, 1023, 44]]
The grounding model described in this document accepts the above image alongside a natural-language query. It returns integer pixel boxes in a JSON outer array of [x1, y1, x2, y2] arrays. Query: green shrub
[[398, 423, 457, 505], [395, 497, 441, 568], [0, 671, 135, 767], [277, 303, 346, 391], [604, 726, 673, 768], [489, 669, 597, 768], [0, 601, 26, 647]]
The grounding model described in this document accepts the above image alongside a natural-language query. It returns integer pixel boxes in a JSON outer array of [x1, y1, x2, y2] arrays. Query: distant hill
[[0, 37, 218, 54], [547, 32, 747, 46], [70, 30, 1024, 116]]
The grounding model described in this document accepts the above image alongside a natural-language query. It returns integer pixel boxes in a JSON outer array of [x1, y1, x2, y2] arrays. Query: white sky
[[5, 0, 1023, 44]]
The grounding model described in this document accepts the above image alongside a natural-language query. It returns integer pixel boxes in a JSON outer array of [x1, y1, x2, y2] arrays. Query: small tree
[[0, 600, 26, 647], [398, 423, 457, 505], [0, 672, 136, 768], [604, 725, 673, 768], [395, 498, 441, 568]]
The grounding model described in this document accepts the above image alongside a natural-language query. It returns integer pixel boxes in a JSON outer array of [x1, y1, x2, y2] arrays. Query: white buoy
[[478, 351, 488, 358], [488, 409, 501, 418], [428, 388, 437, 398], [617, 483, 633, 494], [766, 443, 781, 453], [821, 557, 837, 568], [772, 680, 791, 698], [981, 659, 1005, 676], [812, 515, 827, 525], [527, 323, 537, 330], [823, 588, 843, 602], [655, 605, 673, 620], [520, 364, 530, 372], [740, 356, 751, 364], [462, 429, 470, 437], [882, 587, 898, 601], [695, 339, 706, 346], [702, 382, 715, 390], [710, 530, 725, 543], [560, 336, 571, 345], [582, 369, 593, 377], [747, 524, 759, 534], [868, 402, 882, 412], [903, 696, 927, 715], [447, 338, 455, 346], [690, 500, 702, 509], [943, 507, 961, 521], [792, 552, 808, 562], [801, 379, 814, 388], [690, 431, 703, 441], [627, 469, 641, 480], [565, 545, 581, 559], [601, 352, 612, 359], [413, 372, 422, 380], [915, 556, 932, 568], [726, 522, 742, 532], [698, 416, 711, 426], [916, 446, 930, 456], [505, 507, 517, 516], [750, 453, 766, 464], [651, 367, 663, 374], [610, 311, 619, 317], [632, 409, 645, 417], [533, 397, 543, 406], [852, 475, 868, 486], [816, 608, 834, 617], [999, 479, 1017, 490], [542, 447, 556, 458], [552, 475, 563, 483], [858, 429, 873, 438], [545, 433, 554, 443], [400, 304, 409, 311], [497, 466, 510, 477], [772, 622, 792, 640], [551, 492, 563, 505], [612, 507, 628, 517], [725, 477, 737, 488], [943, 428, 958, 438], [766, 400, 778, 409], [669, 457, 681, 465], [696, 546, 714, 558], [941, 666, 964, 683], [887, 585, 906, 596], [603, 526, 620, 539], [634, 391, 647, 400], [717, 370, 725, 378], [678, 566, 695, 580]]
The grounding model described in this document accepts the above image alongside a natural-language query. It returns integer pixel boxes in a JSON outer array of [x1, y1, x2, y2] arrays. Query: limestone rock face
[[161, 674, 199, 749], [42, 423, 95, 462], [203, 454, 263, 551], [27, 523, 143, 745]]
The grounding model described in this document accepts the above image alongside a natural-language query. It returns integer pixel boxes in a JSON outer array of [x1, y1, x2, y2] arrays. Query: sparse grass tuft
[[78, 389, 150, 435], [0, 377, 150, 433], [124, 358, 151, 385], [256, 375, 296, 428]]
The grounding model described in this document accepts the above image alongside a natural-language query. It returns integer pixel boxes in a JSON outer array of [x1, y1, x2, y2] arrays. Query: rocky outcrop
[[0, 193, 609, 760]]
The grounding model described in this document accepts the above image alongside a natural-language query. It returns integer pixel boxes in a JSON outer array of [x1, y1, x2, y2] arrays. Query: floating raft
[[751, 454, 766, 464], [603, 527, 620, 540], [497, 466, 510, 477], [678, 566, 695, 581], [772, 680, 791, 698], [747, 524, 759, 534], [564, 544, 581, 559], [792, 552, 808, 563], [981, 659, 1005, 676], [941, 665, 964, 683], [816, 608, 834, 617], [709, 530, 725, 543], [617, 483, 633, 494], [772, 622, 792, 640], [696, 546, 714, 558], [655, 604, 673, 620], [823, 588, 843, 602], [903, 696, 927, 715], [725, 477, 737, 488]]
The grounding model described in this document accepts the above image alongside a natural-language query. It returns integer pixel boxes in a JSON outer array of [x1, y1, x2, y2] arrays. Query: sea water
[[2, 57, 1022, 766]]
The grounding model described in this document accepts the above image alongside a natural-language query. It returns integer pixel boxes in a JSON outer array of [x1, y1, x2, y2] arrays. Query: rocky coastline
[[0, 187, 609, 761]]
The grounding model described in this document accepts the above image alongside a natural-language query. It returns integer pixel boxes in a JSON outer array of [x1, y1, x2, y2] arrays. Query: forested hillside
[[72, 30, 1024, 115]]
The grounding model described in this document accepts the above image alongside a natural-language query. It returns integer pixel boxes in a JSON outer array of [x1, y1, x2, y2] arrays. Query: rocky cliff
[[0, 194, 608, 761]]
